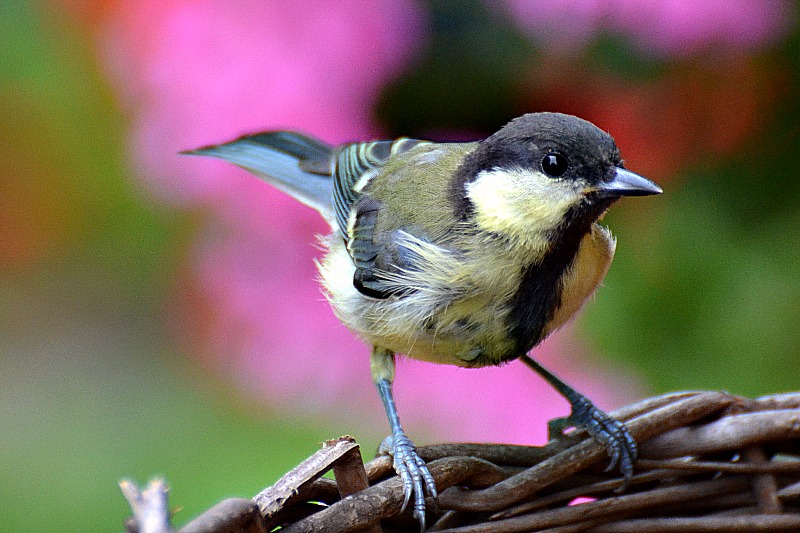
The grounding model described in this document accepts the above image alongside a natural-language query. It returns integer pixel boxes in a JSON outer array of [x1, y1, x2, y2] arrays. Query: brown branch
[[635, 458, 800, 475], [753, 392, 800, 411], [434, 478, 751, 533], [438, 391, 734, 512], [640, 409, 800, 458], [281, 456, 510, 533], [180, 499, 266, 533], [121, 391, 800, 533], [743, 447, 782, 514], [642, 409, 800, 458], [254, 436, 360, 519], [492, 469, 688, 520], [590, 514, 800, 532]]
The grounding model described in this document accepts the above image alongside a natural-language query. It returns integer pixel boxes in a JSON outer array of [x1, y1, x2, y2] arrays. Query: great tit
[[184, 112, 662, 528]]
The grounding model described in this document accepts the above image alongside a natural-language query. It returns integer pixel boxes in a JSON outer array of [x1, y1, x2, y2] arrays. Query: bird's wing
[[186, 133, 434, 299], [332, 138, 429, 237], [333, 138, 433, 299], [182, 131, 337, 223]]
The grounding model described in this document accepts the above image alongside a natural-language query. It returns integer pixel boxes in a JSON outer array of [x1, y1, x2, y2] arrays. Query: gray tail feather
[[182, 131, 336, 221]]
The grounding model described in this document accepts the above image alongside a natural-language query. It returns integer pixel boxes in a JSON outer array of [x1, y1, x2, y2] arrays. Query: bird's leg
[[372, 347, 437, 530], [519, 354, 638, 481]]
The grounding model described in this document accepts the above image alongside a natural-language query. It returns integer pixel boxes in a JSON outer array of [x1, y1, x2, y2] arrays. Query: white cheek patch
[[465, 167, 582, 242]]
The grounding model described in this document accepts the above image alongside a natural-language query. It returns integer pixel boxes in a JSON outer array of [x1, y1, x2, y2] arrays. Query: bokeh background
[[2, 1, 798, 530]]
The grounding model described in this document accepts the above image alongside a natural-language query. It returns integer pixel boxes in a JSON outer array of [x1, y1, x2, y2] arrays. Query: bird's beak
[[598, 168, 663, 197]]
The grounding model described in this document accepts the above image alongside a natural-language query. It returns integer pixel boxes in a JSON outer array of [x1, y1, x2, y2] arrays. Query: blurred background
[[2, 0, 798, 530]]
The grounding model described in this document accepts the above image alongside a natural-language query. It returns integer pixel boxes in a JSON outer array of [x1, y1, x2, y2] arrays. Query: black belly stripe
[[504, 198, 615, 358], [505, 248, 575, 358]]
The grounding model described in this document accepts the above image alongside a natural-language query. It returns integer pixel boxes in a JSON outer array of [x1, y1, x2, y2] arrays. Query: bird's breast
[[543, 224, 616, 337], [317, 225, 614, 368]]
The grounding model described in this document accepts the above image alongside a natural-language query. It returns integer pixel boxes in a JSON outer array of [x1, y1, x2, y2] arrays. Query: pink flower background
[[75, 0, 792, 443], [501, 0, 794, 56]]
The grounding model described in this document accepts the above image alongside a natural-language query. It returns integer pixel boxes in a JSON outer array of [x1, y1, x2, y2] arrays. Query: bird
[[183, 112, 662, 529]]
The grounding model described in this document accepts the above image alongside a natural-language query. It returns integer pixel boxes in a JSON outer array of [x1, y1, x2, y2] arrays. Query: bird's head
[[451, 112, 662, 247]]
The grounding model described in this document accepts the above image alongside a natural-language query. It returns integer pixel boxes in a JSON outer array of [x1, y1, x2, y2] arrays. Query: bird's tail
[[182, 131, 336, 222]]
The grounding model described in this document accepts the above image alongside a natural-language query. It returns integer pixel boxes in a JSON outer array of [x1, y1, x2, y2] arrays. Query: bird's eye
[[541, 153, 568, 178]]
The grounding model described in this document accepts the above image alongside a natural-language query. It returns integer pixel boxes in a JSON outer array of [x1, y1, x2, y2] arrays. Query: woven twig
[[122, 390, 800, 533]]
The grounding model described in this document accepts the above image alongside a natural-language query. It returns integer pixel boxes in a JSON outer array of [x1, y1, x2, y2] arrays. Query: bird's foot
[[549, 395, 638, 483], [379, 432, 438, 530]]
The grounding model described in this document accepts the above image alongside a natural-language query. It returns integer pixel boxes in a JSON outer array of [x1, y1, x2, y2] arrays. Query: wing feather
[[333, 138, 429, 237]]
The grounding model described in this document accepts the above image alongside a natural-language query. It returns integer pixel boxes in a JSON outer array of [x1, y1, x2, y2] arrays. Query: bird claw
[[549, 395, 638, 482], [380, 433, 438, 530]]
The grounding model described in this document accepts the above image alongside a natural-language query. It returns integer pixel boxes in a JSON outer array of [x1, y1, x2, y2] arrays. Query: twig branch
[[120, 479, 172, 533], [120, 391, 800, 533]]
